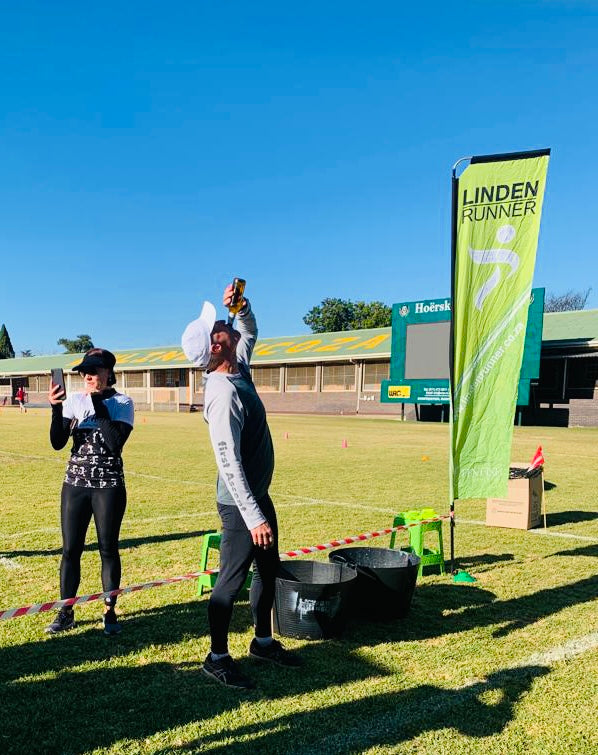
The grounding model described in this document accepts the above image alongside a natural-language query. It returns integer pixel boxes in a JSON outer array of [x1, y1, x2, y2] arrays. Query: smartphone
[[51, 368, 67, 400]]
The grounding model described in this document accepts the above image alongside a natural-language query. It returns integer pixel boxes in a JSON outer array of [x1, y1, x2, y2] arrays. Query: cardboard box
[[486, 463, 544, 530]]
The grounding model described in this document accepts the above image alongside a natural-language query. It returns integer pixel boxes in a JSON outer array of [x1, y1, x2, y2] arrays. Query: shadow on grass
[[545, 510, 598, 527], [0, 599, 211, 684], [0, 601, 394, 755], [157, 664, 550, 754], [394, 575, 598, 641], [310, 574, 597, 649], [0, 573, 594, 753], [0, 529, 213, 559], [549, 543, 598, 559], [0, 599, 550, 755], [455, 553, 515, 570]]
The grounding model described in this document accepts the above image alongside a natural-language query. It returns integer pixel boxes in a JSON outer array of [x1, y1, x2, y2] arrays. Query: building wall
[[4, 352, 597, 426], [569, 392, 598, 426], [259, 389, 411, 417]]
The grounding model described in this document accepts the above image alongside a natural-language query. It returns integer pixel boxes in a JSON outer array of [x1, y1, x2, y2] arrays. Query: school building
[[1, 308, 597, 427]]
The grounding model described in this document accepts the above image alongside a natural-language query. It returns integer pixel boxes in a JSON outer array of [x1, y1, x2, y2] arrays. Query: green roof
[[0, 328, 392, 375], [1, 310, 596, 376], [542, 309, 598, 345], [251, 327, 391, 364]]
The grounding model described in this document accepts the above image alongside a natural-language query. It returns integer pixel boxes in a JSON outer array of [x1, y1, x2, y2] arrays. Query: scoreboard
[[381, 288, 544, 405]]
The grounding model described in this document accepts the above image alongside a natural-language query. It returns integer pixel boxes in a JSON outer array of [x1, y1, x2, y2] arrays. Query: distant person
[[182, 284, 300, 690], [46, 348, 134, 636], [15, 385, 27, 413]]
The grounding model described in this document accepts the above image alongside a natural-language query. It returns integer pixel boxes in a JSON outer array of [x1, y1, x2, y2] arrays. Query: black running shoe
[[103, 608, 122, 637], [202, 654, 256, 690], [45, 608, 76, 634], [249, 638, 302, 668]]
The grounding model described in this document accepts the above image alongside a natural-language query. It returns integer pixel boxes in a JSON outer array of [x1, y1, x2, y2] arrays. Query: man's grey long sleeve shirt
[[202, 302, 275, 530]]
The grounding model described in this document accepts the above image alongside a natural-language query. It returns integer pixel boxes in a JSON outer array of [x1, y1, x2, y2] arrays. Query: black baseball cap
[[72, 349, 117, 374]]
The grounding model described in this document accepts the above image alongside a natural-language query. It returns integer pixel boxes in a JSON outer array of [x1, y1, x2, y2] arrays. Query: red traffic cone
[[341, 439, 348, 448]]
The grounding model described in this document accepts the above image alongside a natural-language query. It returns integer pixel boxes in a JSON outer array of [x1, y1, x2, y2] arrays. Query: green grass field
[[1, 408, 597, 754]]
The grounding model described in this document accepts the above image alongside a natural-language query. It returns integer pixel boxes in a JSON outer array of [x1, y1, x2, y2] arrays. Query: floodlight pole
[[449, 156, 471, 574]]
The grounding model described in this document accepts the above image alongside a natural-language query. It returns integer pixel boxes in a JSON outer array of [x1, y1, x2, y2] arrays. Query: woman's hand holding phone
[[49, 383, 65, 405]]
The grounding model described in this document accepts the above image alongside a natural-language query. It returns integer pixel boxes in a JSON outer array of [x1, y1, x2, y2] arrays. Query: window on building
[[125, 371, 146, 388], [152, 371, 168, 388], [362, 361, 390, 391], [321, 363, 356, 392], [252, 367, 281, 392], [69, 373, 85, 390], [568, 357, 598, 390], [538, 359, 562, 392], [286, 365, 316, 392], [152, 369, 188, 388], [38, 375, 50, 392], [192, 369, 204, 392]]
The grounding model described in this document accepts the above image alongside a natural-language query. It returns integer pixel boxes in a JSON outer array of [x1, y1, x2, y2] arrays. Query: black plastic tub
[[329, 547, 420, 620], [273, 561, 357, 640]]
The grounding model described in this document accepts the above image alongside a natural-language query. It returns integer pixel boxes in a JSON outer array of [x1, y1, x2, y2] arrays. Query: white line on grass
[[0, 450, 59, 463], [0, 556, 21, 570], [527, 529, 598, 542], [9, 450, 596, 528], [0, 501, 326, 542], [524, 632, 598, 666], [126, 471, 213, 488], [294, 631, 598, 754], [9, 448, 594, 541], [0, 527, 60, 540], [457, 518, 598, 543], [274, 492, 396, 515], [124, 501, 314, 527], [0, 451, 395, 511], [0, 450, 411, 513], [0, 450, 217, 489], [3, 450, 594, 544]]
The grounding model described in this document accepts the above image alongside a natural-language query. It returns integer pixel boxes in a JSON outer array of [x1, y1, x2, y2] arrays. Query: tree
[[352, 301, 393, 329], [58, 335, 94, 353], [0, 324, 15, 359], [20, 350, 33, 358], [545, 288, 591, 313], [303, 298, 392, 333], [303, 298, 355, 333]]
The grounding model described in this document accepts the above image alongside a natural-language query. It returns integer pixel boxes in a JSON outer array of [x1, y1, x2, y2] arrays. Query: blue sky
[[1, 1, 597, 354]]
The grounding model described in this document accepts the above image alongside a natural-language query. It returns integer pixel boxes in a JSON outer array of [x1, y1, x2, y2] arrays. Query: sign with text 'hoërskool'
[[452, 150, 550, 500]]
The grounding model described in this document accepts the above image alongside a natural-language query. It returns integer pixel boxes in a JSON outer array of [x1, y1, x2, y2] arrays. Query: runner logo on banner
[[451, 149, 550, 500]]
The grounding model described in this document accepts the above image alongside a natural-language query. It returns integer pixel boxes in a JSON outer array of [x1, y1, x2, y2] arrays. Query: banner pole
[[449, 156, 470, 575]]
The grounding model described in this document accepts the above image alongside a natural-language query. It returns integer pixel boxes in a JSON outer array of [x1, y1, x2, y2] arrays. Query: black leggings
[[60, 483, 127, 606], [208, 494, 280, 654]]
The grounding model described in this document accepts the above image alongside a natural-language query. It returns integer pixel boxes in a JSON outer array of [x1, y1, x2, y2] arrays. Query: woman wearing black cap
[[46, 348, 134, 636]]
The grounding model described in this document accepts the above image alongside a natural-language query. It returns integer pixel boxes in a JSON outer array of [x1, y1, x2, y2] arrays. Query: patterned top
[[62, 392, 134, 488]]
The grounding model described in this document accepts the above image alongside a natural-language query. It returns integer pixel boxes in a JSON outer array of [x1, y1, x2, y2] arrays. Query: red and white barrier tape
[[0, 514, 450, 622]]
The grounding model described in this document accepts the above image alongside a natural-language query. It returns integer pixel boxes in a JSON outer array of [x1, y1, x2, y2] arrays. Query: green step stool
[[390, 507, 445, 577], [197, 531, 252, 596]]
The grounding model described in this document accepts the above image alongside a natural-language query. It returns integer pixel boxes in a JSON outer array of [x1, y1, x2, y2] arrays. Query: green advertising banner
[[451, 150, 550, 500]]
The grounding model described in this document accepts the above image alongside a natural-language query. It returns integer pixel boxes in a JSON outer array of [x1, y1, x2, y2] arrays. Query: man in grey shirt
[[182, 284, 300, 689]]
